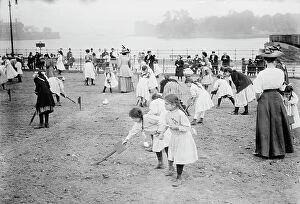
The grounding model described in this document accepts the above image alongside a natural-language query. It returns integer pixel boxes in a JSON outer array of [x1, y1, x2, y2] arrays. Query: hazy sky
[[1, 0, 300, 36]]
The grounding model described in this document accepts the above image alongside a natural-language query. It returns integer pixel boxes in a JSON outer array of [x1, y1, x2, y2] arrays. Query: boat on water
[[0, 20, 60, 41]]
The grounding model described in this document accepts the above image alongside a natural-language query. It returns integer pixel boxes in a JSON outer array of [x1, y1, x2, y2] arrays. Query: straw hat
[[258, 46, 284, 58]]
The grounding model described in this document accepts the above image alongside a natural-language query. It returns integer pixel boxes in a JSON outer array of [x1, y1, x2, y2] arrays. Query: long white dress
[[212, 78, 234, 99], [104, 71, 118, 88], [136, 72, 150, 102], [48, 77, 65, 96], [0, 65, 8, 84], [147, 67, 158, 90], [190, 83, 214, 113], [84, 54, 96, 79], [161, 109, 198, 164], [15, 62, 23, 75], [284, 92, 300, 130], [5, 60, 18, 79], [56, 54, 65, 71], [118, 55, 134, 92], [148, 98, 172, 152]]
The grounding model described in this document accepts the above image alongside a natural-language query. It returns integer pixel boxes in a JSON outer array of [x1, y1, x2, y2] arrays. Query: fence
[[1, 48, 300, 78]]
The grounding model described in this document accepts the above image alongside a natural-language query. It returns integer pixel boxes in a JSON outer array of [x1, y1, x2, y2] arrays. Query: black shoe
[[241, 112, 249, 115], [34, 124, 44, 129]]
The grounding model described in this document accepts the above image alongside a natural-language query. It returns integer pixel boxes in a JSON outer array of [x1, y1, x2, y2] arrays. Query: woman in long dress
[[56, 51, 65, 75], [175, 56, 184, 82], [118, 48, 134, 93], [44, 54, 56, 78], [253, 47, 293, 158]]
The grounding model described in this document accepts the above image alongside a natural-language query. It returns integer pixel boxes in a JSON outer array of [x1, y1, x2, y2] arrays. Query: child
[[33, 71, 55, 128], [15, 57, 23, 82], [211, 74, 235, 107], [283, 85, 300, 130], [136, 65, 151, 107], [122, 108, 168, 169], [158, 94, 198, 187], [0, 64, 7, 90], [185, 77, 214, 125], [200, 66, 213, 90], [48, 76, 66, 106], [147, 93, 172, 163], [103, 67, 118, 93]]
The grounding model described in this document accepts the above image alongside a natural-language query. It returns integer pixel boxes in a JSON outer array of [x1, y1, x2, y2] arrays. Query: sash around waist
[[263, 89, 280, 93]]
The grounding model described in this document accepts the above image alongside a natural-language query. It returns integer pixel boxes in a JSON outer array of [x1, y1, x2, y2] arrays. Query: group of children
[[122, 93, 198, 187], [120, 64, 300, 187]]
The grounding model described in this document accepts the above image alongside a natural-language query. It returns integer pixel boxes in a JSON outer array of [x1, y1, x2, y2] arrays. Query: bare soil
[[0, 71, 299, 204]]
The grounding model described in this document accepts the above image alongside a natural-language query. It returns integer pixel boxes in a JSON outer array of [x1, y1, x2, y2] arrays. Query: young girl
[[48, 76, 65, 106], [283, 85, 300, 130], [136, 65, 151, 107], [102, 67, 118, 93], [147, 93, 172, 164], [158, 94, 198, 187], [84, 49, 96, 86], [200, 66, 213, 90], [122, 108, 169, 169], [33, 71, 55, 128], [0, 64, 7, 90], [211, 74, 235, 107], [185, 77, 214, 125]]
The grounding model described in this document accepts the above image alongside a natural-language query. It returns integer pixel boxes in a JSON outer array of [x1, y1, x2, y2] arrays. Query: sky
[[0, 0, 300, 36]]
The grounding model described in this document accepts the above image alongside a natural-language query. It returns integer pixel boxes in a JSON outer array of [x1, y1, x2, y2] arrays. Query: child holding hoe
[[123, 94, 198, 187]]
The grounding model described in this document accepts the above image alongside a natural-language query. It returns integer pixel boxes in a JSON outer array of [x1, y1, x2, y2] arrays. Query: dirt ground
[[0, 71, 299, 204]]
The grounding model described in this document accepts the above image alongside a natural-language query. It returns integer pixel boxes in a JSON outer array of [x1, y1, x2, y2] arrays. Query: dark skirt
[[175, 67, 184, 77], [35, 78, 55, 114], [255, 90, 293, 158]]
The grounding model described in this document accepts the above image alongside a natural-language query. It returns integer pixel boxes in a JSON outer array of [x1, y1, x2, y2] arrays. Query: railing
[[1, 48, 300, 78]]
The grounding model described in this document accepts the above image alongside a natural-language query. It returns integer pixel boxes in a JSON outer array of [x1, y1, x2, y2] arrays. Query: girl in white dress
[[0, 64, 7, 90], [136, 65, 151, 107], [185, 77, 214, 125], [48, 76, 65, 106], [56, 51, 65, 75], [122, 108, 166, 169], [158, 94, 198, 187], [102, 67, 118, 93], [283, 85, 300, 130], [147, 65, 159, 92], [84, 49, 96, 86], [147, 93, 172, 168], [5, 59, 18, 81], [15, 58, 23, 82], [211, 74, 235, 107]]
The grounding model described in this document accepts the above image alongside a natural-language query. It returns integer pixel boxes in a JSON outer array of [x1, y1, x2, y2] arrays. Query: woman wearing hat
[[118, 48, 134, 93], [253, 47, 293, 158]]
